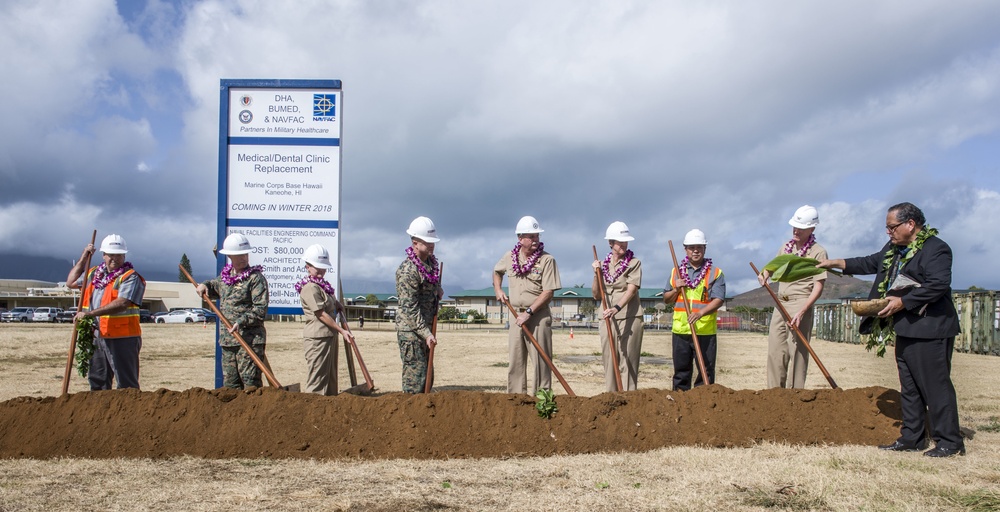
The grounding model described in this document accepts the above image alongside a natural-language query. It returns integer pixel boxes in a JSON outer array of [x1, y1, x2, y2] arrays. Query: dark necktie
[[889, 246, 909, 288]]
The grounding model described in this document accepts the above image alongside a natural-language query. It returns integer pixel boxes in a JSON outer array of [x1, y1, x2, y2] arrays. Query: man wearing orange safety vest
[[67, 234, 146, 390], [662, 229, 726, 391]]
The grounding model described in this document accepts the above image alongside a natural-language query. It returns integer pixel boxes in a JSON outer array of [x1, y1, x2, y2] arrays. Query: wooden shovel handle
[[424, 336, 436, 393], [61, 323, 80, 396], [425, 263, 442, 393], [343, 333, 358, 387], [502, 299, 576, 396], [339, 318, 375, 392], [750, 262, 838, 389], [668, 240, 711, 385], [179, 265, 282, 388], [592, 246, 623, 392], [61, 229, 97, 395]]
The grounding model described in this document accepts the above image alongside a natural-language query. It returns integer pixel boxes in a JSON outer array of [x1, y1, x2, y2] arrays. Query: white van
[[31, 307, 63, 322]]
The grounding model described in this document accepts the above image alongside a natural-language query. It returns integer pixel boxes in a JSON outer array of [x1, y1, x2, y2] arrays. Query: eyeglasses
[[885, 221, 906, 232]]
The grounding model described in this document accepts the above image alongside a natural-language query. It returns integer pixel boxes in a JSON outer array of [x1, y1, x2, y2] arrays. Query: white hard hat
[[788, 205, 819, 229], [406, 216, 440, 243], [302, 244, 332, 269], [683, 229, 707, 246], [99, 234, 128, 254], [515, 216, 544, 235], [604, 221, 634, 241], [218, 233, 253, 255]]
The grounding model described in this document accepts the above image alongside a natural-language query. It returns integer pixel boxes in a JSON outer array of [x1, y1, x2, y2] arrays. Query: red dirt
[[0, 385, 902, 459]]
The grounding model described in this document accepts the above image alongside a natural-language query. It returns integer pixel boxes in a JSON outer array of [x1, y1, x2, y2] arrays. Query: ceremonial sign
[[218, 79, 343, 314]]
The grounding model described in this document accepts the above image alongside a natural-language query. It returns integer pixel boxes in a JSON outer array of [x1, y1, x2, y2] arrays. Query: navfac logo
[[238, 110, 253, 124], [313, 94, 336, 121]]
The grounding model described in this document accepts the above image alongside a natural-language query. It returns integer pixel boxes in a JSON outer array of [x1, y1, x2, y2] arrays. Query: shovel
[[668, 240, 711, 385], [338, 316, 375, 395], [750, 261, 838, 389], [592, 246, 624, 392], [180, 265, 299, 391], [425, 262, 442, 394], [61, 229, 97, 395], [501, 298, 576, 396], [335, 285, 361, 392]]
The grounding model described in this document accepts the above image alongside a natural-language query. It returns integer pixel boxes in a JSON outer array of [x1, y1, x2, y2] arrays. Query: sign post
[[217, 79, 343, 387]]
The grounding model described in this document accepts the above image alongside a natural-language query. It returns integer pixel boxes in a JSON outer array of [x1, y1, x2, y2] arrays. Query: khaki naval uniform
[[299, 282, 340, 396], [494, 251, 561, 394], [597, 257, 643, 391], [766, 243, 828, 388]]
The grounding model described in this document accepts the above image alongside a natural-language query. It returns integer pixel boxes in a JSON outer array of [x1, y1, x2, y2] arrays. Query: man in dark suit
[[819, 202, 964, 457]]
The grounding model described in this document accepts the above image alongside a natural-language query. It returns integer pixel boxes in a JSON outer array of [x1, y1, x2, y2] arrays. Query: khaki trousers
[[600, 316, 643, 392], [303, 335, 338, 395], [508, 313, 552, 395], [766, 298, 814, 388]]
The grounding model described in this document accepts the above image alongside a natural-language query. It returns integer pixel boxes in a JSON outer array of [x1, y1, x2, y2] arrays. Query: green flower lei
[[75, 316, 96, 377], [865, 226, 937, 357]]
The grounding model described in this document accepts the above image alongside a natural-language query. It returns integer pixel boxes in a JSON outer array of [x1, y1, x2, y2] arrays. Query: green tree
[[580, 299, 596, 319], [466, 309, 487, 324], [364, 293, 383, 307], [178, 253, 193, 283], [438, 306, 459, 321]]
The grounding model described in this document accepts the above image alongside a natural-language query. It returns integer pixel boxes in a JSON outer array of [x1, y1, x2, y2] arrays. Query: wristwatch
[[613, 304, 622, 312], [525, 307, 533, 315]]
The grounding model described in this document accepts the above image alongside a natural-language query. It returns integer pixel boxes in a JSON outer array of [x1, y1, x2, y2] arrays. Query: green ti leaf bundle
[[74, 316, 97, 378], [763, 254, 825, 283]]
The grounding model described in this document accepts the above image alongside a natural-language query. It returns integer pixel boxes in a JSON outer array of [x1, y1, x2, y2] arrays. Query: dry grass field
[[1, 321, 999, 511]]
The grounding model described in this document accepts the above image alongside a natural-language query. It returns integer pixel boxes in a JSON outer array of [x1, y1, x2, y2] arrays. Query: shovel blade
[[341, 383, 374, 396], [281, 383, 301, 392]]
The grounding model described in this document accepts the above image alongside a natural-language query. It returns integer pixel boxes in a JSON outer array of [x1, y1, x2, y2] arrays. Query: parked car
[[155, 310, 206, 324], [1, 307, 35, 323], [57, 308, 79, 323], [31, 307, 63, 322], [186, 308, 218, 322], [138, 309, 154, 323]]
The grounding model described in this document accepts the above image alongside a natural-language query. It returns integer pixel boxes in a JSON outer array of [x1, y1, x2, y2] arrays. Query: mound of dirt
[[0, 385, 902, 459]]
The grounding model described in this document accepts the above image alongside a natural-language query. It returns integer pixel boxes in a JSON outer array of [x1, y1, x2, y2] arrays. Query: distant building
[[449, 287, 668, 324], [0, 279, 201, 313]]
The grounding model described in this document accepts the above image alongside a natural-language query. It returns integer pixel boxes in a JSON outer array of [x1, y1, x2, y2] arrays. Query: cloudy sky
[[2, 0, 1000, 296]]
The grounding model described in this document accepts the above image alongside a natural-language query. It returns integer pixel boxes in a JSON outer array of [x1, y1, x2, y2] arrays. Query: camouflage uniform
[[395, 257, 441, 393], [203, 269, 269, 389]]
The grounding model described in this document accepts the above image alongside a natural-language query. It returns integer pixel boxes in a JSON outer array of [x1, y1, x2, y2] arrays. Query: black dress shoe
[[878, 440, 926, 452], [923, 446, 966, 457]]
